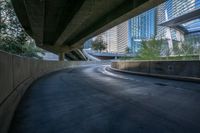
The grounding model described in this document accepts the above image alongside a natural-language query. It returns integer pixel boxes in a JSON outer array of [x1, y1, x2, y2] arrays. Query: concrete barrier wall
[[0, 50, 109, 133], [112, 60, 200, 80]]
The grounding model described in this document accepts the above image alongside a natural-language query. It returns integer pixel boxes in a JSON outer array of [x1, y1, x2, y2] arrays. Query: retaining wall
[[0, 50, 109, 133], [111, 60, 200, 81]]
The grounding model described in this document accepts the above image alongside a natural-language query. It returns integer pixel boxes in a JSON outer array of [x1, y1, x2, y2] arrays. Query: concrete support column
[[59, 53, 65, 61]]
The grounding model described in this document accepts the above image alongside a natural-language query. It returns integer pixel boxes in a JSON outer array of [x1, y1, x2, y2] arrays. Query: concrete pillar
[[59, 53, 65, 61], [176, 30, 185, 42]]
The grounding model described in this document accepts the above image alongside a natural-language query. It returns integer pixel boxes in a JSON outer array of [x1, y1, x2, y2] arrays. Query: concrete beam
[[62, 0, 165, 47], [12, 0, 165, 54], [11, 0, 33, 36], [41, 45, 72, 54], [13, 0, 45, 45]]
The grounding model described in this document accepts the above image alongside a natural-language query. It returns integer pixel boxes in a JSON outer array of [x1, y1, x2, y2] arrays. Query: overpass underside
[[11, 0, 165, 60]]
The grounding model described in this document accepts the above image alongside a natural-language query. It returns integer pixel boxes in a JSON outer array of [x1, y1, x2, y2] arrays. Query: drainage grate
[[154, 83, 168, 86]]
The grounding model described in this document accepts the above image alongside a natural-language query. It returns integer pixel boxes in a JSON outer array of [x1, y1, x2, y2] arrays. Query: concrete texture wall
[[0, 50, 109, 133], [111, 60, 200, 81]]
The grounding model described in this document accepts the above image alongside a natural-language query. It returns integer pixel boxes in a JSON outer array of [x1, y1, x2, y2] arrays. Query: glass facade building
[[157, 0, 200, 49], [85, 0, 200, 55], [128, 8, 156, 54], [84, 39, 92, 49], [128, 0, 200, 55]]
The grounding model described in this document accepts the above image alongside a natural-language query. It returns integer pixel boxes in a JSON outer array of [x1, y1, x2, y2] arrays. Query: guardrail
[[111, 60, 200, 82]]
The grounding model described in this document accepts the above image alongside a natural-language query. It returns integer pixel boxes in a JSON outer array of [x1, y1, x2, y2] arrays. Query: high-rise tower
[[128, 8, 156, 54], [96, 21, 129, 54]]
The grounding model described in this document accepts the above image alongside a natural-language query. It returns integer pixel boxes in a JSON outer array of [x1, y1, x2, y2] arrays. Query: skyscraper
[[128, 8, 156, 54], [83, 39, 92, 49], [157, 0, 200, 49], [117, 21, 129, 53], [196, 0, 200, 7], [128, 0, 200, 55], [85, 0, 200, 55], [95, 21, 128, 53], [100, 26, 118, 53]]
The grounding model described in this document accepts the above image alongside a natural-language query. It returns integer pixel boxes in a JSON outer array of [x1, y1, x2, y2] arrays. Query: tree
[[91, 36, 107, 52], [0, 0, 44, 59], [125, 47, 131, 54], [135, 37, 200, 60], [137, 38, 163, 60]]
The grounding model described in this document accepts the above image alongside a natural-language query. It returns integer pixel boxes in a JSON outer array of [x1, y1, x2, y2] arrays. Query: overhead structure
[[11, 0, 165, 60], [159, 8, 200, 35]]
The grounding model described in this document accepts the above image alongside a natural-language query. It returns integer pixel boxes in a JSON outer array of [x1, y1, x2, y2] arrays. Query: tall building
[[128, 0, 200, 55], [96, 21, 129, 53], [100, 26, 118, 53], [157, 0, 196, 40], [128, 8, 156, 54], [117, 21, 129, 53], [85, 0, 200, 55], [84, 39, 92, 49], [157, 0, 200, 44], [196, 0, 200, 7]]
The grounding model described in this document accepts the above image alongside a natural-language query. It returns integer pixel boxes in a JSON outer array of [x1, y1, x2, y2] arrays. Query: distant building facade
[[84, 21, 128, 54], [117, 21, 129, 53], [99, 21, 129, 54], [156, 0, 200, 49], [129, 0, 200, 55], [84, 39, 92, 49], [100, 26, 118, 53], [128, 8, 156, 54], [84, 0, 200, 55]]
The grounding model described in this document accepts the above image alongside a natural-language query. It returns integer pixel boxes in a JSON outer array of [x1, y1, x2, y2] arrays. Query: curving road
[[9, 64, 200, 133]]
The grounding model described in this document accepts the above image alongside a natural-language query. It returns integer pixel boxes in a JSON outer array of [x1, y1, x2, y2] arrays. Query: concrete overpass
[[7, 1, 199, 133], [159, 8, 200, 34], [11, 0, 165, 60], [86, 50, 133, 60]]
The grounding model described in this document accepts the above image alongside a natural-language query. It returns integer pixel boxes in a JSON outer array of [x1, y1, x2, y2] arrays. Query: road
[[9, 64, 200, 133]]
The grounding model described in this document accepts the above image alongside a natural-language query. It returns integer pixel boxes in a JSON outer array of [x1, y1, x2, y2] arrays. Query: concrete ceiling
[[11, 0, 165, 54]]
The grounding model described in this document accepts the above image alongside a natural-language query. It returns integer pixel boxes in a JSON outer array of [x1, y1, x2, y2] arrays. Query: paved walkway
[[9, 65, 200, 133]]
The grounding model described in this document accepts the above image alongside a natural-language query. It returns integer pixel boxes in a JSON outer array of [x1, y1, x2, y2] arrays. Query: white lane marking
[[99, 65, 134, 80], [96, 65, 200, 92]]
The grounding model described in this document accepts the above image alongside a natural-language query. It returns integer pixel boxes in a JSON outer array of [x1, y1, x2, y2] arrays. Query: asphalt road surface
[[9, 64, 200, 133]]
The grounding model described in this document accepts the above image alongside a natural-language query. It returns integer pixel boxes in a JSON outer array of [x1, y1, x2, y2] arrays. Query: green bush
[[123, 38, 200, 61], [137, 38, 163, 60]]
